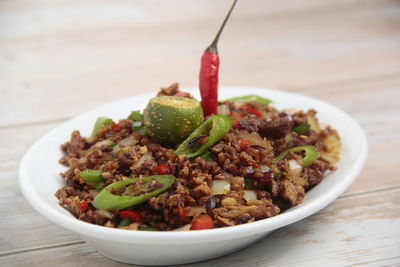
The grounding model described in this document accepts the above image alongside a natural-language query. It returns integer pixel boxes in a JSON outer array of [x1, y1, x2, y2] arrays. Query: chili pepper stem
[[206, 0, 238, 53]]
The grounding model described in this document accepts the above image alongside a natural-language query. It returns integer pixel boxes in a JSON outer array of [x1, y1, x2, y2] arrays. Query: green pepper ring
[[223, 94, 273, 106], [275, 145, 319, 168], [93, 175, 175, 210], [175, 115, 233, 159]]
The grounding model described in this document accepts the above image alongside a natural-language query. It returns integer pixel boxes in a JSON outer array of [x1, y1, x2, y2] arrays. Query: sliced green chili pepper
[[80, 170, 105, 190], [92, 117, 113, 137], [128, 111, 146, 133], [128, 111, 144, 122], [244, 178, 253, 190], [275, 145, 319, 168], [139, 226, 155, 231], [93, 175, 175, 210], [175, 115, 233, 158], [223, 95, 272, 106], [199, 150, 215, 161], [132, 121, 143, 131], [118, 218, 132, 227], [292, 123, 310, 135]]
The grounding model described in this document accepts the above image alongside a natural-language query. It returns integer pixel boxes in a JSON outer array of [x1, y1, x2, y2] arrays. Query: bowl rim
[[19, 86, 368, 244]]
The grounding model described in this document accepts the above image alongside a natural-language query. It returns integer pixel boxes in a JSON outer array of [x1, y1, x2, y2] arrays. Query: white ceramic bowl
[[19, 87, 367, 266]]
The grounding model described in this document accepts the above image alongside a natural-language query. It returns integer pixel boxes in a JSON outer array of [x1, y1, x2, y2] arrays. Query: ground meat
[[238, 115, 260, 132], [59, 131, 88, 164], [213, 203, 280, 226], [280, 180, 305, 206], [55, 88, 339, 231], [157, 83, 179, 96], [259, 115, 292, 139]]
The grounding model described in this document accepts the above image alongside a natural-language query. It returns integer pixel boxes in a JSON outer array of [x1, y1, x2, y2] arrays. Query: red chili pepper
[[199, 52, 219, 117], [178, 205, 188, 220], [239, 139, 251, 149], [112, 123, 121, 132], [80, 201, 88, 213], [244, 107, 262, 118], [156, 164, 170, 175], [199, 0, 237, 117], [190, 214, 214, 230], [119, 210, 142, 223]]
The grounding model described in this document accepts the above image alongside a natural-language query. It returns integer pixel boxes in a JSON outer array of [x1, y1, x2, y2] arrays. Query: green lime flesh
[[144, 96, 204, 146]]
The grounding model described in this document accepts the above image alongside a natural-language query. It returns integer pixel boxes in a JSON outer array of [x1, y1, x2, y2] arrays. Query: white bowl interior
[[19, 87, 367, 264]]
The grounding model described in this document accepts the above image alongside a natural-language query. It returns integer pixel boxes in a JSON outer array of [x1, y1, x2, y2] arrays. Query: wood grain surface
[[1, 0, 399, 266]]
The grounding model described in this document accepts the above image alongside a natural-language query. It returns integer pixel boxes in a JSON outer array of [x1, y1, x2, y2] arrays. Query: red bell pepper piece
[[119, 210, 142, 223], [239, 139, 251, 149], [178, 205, 188, 220], [244, 107, 262, 118], [112, 122, 121, 132], [190, 214, 214, 230], [156, 164, 170, 175], [80, 201, 88, 213]]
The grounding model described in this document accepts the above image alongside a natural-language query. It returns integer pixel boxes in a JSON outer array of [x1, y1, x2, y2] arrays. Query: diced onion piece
[[217, 104, 230, 115], [260, 165, 270, 173], [306, 113, 321, 133], [246, 166, 254, 174], [243, 190, 257, 202], [94, 139, 113, 148], [132, 152, 153, 169], [221, 197, 238, 206], [112, 144, 121, 154], [95, 209, 114, 219], [112, 145, 130, 154], [112, 136, 138, 154], [81, 139, 113, 156], [187, 206, 206, 217], [282, 109, 297, 115], [319, 123, 329, 130], [173, 224, 191, 231], [86, 136, 96, 143], [288, 159, 302, 177], [119, 136, 138, 147], [211, 180, 230, 195], [320, 132, 341, 164]]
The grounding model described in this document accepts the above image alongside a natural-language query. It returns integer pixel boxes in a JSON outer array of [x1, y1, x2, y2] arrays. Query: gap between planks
[[0, 241, 85, 258], [1, 185, 399, 258]]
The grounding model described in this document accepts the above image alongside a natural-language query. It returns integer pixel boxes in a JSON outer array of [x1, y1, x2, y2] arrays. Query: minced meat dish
[[56, 83, 341, 231]]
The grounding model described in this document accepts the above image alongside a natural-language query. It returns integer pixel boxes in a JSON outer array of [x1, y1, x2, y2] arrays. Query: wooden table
[[1, 0, 399, 266]]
